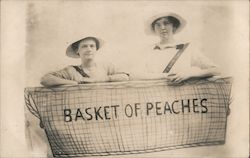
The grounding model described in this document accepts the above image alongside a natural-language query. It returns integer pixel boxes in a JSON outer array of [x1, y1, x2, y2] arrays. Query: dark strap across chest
[[72, 66, 90, 78], [162, 43, 190, 73]]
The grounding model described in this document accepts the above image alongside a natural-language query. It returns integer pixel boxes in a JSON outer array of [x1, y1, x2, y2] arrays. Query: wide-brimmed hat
[[66, 36, 104, 58], [145, 12, 186, 35]]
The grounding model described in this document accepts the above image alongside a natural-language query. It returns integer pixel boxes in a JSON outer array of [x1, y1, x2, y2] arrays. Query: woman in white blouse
[[132, 12, 220, 84]]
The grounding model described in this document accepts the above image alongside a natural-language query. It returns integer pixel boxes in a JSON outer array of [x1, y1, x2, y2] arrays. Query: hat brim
[[66, 36, 104, 58], [145, 12, 186, 35]]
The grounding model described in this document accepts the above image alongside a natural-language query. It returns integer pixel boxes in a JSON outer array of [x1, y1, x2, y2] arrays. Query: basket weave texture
[[25, 79, 232, 157]]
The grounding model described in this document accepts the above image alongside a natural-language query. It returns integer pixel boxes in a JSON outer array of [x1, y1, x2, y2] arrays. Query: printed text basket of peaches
[[25, 78, 231, 157]]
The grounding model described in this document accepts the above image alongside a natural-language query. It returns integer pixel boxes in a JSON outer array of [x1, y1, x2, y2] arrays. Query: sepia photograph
[[1, 0, 249, 157]]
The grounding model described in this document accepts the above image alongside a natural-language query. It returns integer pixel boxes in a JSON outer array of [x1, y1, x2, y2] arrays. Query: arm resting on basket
[[40, 74, 78, 87], [167, 67, 221, 84], [109, 73, 130, 82], [129, 72, 169, 80], [78, 74, 129, 83]]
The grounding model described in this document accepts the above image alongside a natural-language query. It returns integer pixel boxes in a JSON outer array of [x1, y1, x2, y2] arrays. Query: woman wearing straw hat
[[41, 36, 129, 87], [132, 12, 220, 83]]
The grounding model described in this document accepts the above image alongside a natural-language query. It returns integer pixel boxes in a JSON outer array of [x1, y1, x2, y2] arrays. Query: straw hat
[[145, 12, 186, 35], [66, 36, 104, 58]]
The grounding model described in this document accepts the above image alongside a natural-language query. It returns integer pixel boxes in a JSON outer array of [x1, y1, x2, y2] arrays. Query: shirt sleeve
[[47, 66, 73, 80], [191, 51, 217, 69]]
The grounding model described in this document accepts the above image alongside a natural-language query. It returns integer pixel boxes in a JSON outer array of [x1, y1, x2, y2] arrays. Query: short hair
[[71, 37, 100, 52], [152, 16, 180, 33]]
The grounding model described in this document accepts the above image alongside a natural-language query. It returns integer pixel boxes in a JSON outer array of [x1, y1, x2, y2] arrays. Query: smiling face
[[77, 39, 97, 61], [153, 17, 176, 40]]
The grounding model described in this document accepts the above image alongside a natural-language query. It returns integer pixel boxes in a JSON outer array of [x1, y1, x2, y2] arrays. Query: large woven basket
[[25, 78, 232, 157]]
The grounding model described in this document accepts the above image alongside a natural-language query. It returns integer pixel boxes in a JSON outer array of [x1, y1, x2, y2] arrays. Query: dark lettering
[[75, 108, 85, 121], [201, 98, 208, 113], [94, 107, 103, 120], [172, 100, 180, 114], [146, 102, 154, 115], [64, 109, 72, 122], [182, 99, 190, 113], [134, 103, 140, 117], [155, 102, 162, 115], [111, 105, 119, 119], [192, 99, 199, 113], [164, 102, 172, 114], [85, 107, 93, 120], [125, 104, 133, 117], [104, 106, 111, 120]]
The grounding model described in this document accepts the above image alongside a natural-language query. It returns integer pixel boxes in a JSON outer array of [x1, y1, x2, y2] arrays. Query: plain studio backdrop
[[1, 0, 249, 157]]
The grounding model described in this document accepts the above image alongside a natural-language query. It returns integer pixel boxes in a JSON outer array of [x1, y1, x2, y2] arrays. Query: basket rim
[[25, 77, 232, 92]]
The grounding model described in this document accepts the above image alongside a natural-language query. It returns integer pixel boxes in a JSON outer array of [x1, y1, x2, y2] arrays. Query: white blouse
[[144, 42, 217, 74]]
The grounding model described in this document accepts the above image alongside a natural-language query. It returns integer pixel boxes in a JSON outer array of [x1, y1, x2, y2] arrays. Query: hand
[[166, 72, 191, 84], [78, 77, 97, 84], [166, 67, 205, 84]]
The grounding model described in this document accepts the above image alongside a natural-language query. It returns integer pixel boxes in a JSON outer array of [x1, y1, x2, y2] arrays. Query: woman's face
[[153, 17, 174, 39], [77, 39, 97, 60]]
